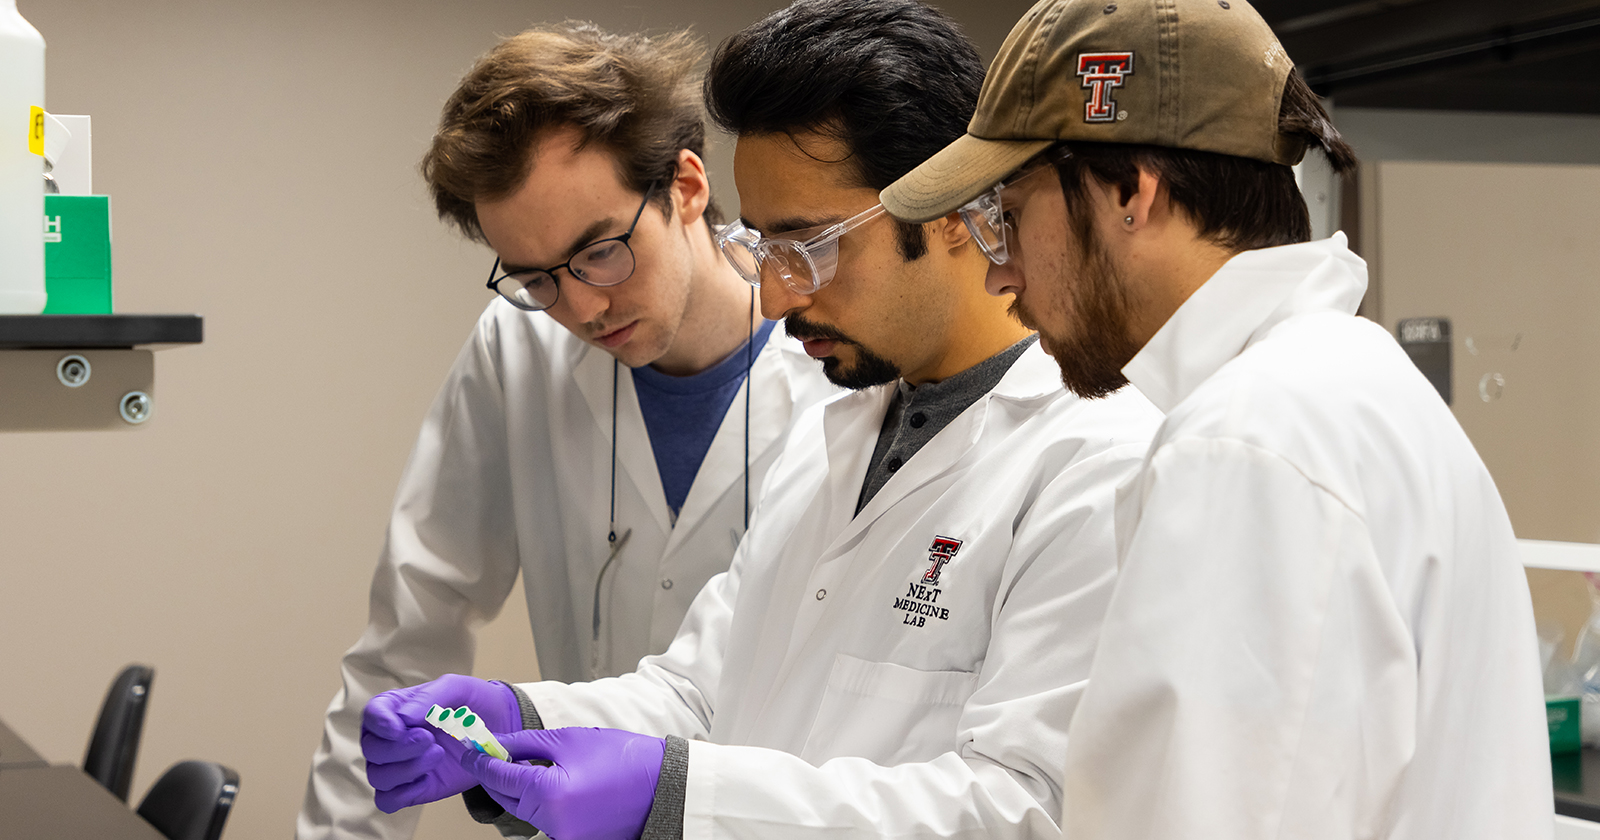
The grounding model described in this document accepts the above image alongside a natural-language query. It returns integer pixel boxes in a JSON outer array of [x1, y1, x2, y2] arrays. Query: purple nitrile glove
[[361, 674, 520, 813], [454, 727, 665, 840]]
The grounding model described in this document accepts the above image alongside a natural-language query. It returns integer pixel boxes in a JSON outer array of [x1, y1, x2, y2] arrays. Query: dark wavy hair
[[705, 0, 985, 260], [1054, 69, 1359, 252]]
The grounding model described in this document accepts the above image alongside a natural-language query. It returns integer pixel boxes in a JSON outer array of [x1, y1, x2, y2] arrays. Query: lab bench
[[0, 716, 163, 839], [1556, 749, 1600, 837], [1527, 540, 1600, 838]]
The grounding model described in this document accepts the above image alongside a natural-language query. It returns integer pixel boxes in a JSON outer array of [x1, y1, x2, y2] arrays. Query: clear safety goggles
[[715, 203, 888, 295], [956, 150, 1070, 266]]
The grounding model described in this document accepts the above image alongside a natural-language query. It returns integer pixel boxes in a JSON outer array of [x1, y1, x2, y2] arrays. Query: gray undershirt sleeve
[[462, 685, 688, 840], [462, 683, 546, 835], [640, 736, 690, 840]]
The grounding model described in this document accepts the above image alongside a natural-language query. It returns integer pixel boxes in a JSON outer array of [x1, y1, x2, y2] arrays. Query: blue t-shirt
[[631, 319, 777, 518]]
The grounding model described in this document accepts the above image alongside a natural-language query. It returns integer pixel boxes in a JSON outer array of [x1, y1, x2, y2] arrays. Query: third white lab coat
[[1059, 234, 1552, 840], [298, 300, 837, 840], [519, 343, 1162, 840]]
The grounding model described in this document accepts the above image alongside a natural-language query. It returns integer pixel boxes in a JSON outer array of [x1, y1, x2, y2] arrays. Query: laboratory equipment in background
[[0, 0, 46, 313], [1396, 317, 1452, 405], [42, 114, 112, 314], [0, 5, 197, 431]]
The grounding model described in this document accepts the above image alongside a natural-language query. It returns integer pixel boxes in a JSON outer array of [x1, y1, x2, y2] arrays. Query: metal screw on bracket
[[120, 391, 153, 424], [56, 354, 91, 388]]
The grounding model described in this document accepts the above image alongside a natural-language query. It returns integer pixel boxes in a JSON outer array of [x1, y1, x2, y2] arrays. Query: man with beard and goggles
[[355, 2, 1160, 840], [884, 0, 1552, 838]]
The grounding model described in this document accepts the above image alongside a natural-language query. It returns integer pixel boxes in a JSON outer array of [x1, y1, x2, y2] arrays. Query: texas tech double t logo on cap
[[1076, 52, 1134, 123]]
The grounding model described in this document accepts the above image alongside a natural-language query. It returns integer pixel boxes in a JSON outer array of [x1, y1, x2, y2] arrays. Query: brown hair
[[1054, 69, 1358, 253], [421, 22, 720, 244]]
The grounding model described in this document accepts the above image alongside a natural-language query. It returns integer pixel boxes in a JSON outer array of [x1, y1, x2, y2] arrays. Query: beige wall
[[0, 2, 1027, 840], [1366, 160, 1600, 544]]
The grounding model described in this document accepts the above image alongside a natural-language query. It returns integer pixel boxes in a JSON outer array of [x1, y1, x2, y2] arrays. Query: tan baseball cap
[[882, 0, 1307, 223]]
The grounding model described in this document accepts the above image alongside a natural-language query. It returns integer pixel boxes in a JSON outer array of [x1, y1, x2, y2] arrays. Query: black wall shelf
[[0, 315, 203, 349]]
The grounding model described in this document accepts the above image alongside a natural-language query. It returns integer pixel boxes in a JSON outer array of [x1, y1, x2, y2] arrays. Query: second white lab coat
[[520, 343, 1163, 840], [298, 300, 837, 840], [1060, 234, 1552, 840]]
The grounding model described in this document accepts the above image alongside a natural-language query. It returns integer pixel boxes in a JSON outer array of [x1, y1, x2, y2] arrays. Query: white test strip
[[425, 704, 512, 761]]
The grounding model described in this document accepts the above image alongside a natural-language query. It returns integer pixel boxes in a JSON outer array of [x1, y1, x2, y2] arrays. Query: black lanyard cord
[[744, 286, 754, 531], [608, 359, 618, 545], [594, 306, 758, 677], [594, 358, 631, 679]]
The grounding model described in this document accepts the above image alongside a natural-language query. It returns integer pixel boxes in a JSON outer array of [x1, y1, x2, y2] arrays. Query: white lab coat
[[297, 299, 837, 840], [1060, 234, 1552, 840], [519, 343, 1162, 840]]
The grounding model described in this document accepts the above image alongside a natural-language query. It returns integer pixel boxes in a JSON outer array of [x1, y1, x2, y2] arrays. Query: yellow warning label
[[28, 106, 45, 156]]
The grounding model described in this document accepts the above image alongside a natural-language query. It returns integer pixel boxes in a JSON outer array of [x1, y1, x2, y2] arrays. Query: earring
[[1123, 216, 1134, 225]]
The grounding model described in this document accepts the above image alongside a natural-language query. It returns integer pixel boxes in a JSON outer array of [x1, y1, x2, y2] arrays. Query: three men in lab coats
[[884, 0, 1553, 836], [358, 2, 1160, 839], [298, 24, 838, 840]]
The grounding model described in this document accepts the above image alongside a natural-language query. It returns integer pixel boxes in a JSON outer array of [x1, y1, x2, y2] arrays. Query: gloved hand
[[361, 674, 520, 813], [455, 727, 665, 840]]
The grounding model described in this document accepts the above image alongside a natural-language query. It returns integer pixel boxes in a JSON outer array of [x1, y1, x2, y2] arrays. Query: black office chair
[[136, 760, 240, 840], [83, 663, 154, 801]]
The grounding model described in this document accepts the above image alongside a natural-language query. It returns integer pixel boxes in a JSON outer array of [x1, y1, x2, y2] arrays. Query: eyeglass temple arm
[[485, 256, 502, 291], [803, 203, 887, 247]]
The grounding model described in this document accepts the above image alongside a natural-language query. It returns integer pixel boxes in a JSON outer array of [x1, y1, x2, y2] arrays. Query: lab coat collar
[[667, 321, 801, 550], [575, 341, 672, 534], [819, 341, 1061, 541], [1121, 233, 1368, 414], [573, 320, 809, 539], [990, 338, 1067, 402]]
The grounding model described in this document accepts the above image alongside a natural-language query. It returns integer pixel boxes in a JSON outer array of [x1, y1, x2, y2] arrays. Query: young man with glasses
[[297, 23, 837, 840], [884, 0, 1551, 837], [358, 3, 1161, 840]]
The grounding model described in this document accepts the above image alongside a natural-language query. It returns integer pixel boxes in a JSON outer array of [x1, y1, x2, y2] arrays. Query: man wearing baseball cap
[[884, 1, 1552, 838]]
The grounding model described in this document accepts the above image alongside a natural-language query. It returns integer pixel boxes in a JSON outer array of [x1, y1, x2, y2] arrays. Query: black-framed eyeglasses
[[486, 182, 659, 312]]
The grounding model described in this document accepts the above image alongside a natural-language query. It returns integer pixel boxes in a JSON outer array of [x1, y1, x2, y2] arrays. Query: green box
[[43, 195, 112, 314], [1548, 696, 1582, 754]]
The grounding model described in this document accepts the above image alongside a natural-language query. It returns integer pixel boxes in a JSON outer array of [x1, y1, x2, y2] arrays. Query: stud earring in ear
[[1124, 216, 1134, 225]]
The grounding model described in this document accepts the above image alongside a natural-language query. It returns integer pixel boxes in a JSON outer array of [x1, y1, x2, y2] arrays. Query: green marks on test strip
[[424, 702, 509, 762]]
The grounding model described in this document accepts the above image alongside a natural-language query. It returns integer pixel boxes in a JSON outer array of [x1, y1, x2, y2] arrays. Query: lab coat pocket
[[799, 653, 979, 767]]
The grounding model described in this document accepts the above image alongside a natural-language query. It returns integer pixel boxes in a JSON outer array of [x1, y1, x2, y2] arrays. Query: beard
[[784, 314, 901, 390], [1013, 216, 1140, 400]]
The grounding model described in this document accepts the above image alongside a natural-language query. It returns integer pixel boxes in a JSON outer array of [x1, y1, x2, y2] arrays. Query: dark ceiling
[[1254, 0, 1600, 113]]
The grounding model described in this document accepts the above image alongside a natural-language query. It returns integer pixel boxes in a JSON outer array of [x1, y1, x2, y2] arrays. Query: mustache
[[581, 316, 626, 336], [784, 314, 858, 345], [1007, 299, 1040, 332]]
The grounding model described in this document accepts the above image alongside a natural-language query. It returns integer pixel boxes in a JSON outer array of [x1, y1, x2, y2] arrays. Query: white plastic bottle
[[0, 0, 45, 314]]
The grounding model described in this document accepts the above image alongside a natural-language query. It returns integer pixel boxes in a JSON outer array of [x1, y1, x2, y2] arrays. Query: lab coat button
[[887, 457, 903, 472], [909, 413, 926, 428], [815, 589, 827, 600], [661, 579, 673, 590]]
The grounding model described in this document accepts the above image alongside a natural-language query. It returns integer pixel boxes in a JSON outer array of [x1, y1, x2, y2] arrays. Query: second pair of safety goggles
[[957, 149, 1072, 266], [715, 203, 887, 295]]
